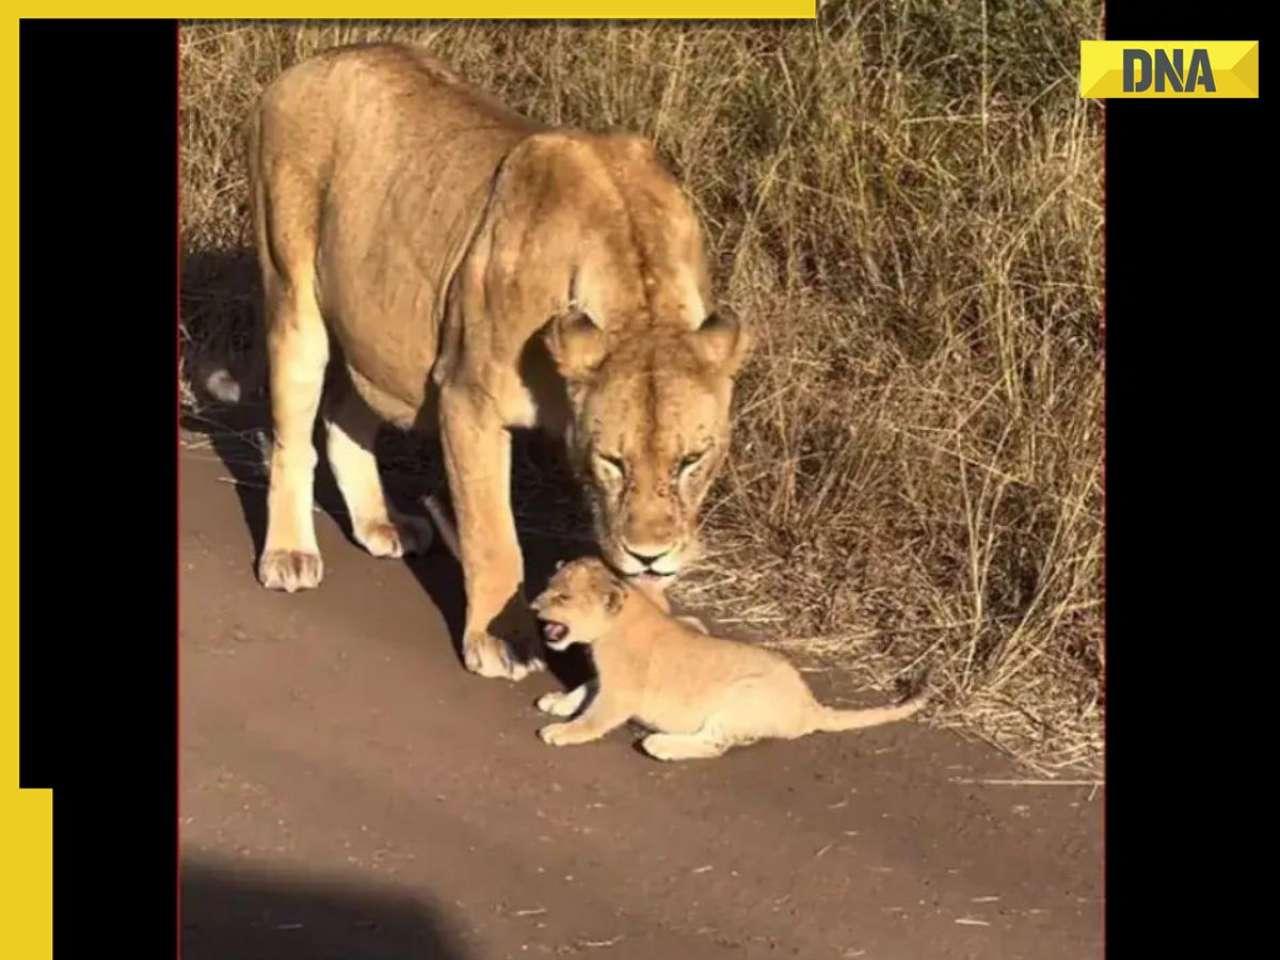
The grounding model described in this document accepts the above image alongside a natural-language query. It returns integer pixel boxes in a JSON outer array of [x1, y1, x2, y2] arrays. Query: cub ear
[[553, 558, 567, 572], [604, 579, 627, 615], [691, 307, 753, 378], [544, 309, 607, 382]]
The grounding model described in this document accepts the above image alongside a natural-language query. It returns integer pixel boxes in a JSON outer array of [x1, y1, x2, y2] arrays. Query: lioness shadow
[[181, 245, 599, 687]]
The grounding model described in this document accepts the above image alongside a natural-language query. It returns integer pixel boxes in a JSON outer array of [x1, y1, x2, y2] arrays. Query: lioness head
[[544, 307, 751, 584], [529, 557, 628, 651], [481, 132, 753, 587]]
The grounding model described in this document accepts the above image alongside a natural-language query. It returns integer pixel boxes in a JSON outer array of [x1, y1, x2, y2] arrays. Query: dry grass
[[179, 5, 1104, 775]]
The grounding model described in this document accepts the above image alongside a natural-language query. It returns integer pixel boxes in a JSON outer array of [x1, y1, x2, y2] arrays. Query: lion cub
[[529, 558, 927, 761]]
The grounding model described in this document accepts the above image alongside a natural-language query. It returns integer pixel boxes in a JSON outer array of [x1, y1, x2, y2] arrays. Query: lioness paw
[[259, 549, 324, 593], [354, 513, 433, 559], [464, 632, 540, 681], [508, 620, 547, 675]]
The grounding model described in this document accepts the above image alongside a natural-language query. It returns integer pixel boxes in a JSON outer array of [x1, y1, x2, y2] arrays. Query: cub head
[[529, 557, 629, 651], [544, 310, 751, 586]]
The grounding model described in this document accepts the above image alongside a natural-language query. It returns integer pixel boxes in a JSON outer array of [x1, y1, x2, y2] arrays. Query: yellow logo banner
[[1080, 41, 1259, 99]]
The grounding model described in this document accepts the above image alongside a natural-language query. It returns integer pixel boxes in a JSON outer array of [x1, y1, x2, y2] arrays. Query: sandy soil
[[179, 421, 1102, 960]]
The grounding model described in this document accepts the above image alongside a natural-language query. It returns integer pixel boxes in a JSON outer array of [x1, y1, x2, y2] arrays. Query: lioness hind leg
[[323, 386, 433, 559], [257, 274, 330, 593], [640, 730, 735, 762], [251, 116, 331, 593]]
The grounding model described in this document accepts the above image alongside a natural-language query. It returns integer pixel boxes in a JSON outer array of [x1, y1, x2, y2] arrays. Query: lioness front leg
[[439, 385, 543, 680], [538, 695, 630, 747]]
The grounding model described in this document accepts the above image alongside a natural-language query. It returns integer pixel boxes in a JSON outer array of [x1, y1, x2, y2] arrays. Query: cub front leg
[[439, 384, 544, 681], [536, 682, 592, 717], [539, 693, 630, 747]]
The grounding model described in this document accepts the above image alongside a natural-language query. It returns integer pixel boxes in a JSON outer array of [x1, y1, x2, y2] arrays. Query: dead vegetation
[[179, 5, 1104, 775]]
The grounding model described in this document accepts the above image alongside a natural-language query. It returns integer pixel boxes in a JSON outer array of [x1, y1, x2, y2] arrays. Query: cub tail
[[811, 691, 928, 733]]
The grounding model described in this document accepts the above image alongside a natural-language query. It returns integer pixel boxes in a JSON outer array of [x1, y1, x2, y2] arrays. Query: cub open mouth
[[541, 621, 569, 643]]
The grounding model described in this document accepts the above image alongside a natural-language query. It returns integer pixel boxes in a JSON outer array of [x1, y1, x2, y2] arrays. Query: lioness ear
[[544, 309, 607, 382], [691, 308, 753, 378]]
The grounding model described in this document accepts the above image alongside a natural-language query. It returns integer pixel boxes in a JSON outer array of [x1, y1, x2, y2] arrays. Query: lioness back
[[250, 43, 544, 424]]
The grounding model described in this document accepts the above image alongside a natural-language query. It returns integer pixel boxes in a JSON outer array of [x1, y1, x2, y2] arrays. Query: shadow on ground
[[181, 397, 598, 687], [181, 855, 470, 960]]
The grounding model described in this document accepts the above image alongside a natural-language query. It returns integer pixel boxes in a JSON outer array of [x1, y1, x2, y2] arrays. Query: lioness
[[529, 559, 928, 760], [245, 44, 751, 680]]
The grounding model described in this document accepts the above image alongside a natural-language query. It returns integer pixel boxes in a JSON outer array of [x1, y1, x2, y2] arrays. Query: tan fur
[[247, 45, 751, 680], [529, 559, 927, 760]]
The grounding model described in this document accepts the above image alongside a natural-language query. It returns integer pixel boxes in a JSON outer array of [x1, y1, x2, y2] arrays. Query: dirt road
[[179, 427, 1102, 960]]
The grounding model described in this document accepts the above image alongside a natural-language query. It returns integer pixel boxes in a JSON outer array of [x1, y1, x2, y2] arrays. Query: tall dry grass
[[180, 5, 1104, 774]]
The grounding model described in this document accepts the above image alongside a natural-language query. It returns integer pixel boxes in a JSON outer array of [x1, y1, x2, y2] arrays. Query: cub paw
[[259, 549, 324, 593], [639, 734, 678, 761], [536, 691, 577, 717], [538, 723, 574, 746]]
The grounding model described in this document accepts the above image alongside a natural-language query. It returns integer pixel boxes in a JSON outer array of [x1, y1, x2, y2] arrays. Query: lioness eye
[[679, 449, 708, 473], [597, 453, 625, 474]]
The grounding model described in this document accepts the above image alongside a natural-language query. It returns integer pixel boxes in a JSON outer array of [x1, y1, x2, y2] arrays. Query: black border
[[19, 19, 179, 957], [1105, 3, 1268, 953]]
